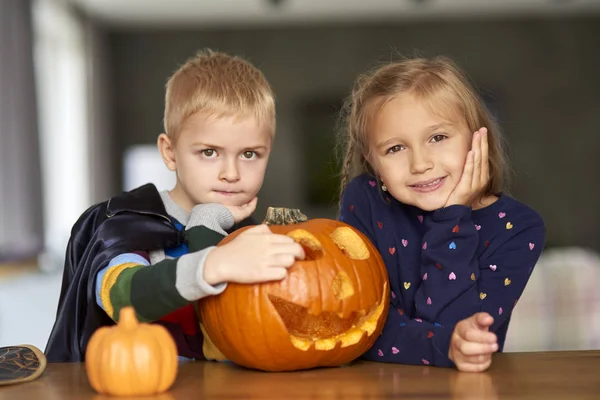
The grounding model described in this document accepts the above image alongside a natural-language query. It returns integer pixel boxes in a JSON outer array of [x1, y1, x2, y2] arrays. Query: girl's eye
[[431, 134, 447, 143], [200, 149, 217, 158], [386, 145, 405, 154], [241, 151, 257, 160]]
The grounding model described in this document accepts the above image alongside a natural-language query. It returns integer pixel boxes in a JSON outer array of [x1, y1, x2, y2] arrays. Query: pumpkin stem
[[118, 307, 139, 330], [262, 207, 308, 225]]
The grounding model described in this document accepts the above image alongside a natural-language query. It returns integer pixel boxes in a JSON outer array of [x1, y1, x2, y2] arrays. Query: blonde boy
[[45, 50, 304, 362]]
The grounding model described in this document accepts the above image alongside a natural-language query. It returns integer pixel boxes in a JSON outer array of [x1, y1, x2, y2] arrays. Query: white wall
[[0, 271, 62, 349], [33, 0, 92, 271]]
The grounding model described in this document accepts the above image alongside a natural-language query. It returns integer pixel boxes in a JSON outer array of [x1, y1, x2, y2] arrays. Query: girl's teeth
[[416, 179, 440, 187]]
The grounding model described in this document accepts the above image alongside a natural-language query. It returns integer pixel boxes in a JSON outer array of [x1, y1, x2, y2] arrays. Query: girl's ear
[[157, 133, 177, 171]]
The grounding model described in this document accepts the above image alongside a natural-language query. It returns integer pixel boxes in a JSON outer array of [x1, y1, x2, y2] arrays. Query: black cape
[[44, 184, 254, 362]]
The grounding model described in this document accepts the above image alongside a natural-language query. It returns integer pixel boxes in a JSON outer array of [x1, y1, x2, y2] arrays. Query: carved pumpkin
[[199, 207, 389, 372], [85, 307, 178, 396]]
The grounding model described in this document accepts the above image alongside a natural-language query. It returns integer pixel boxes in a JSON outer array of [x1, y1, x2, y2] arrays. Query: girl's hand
[[449, 312, 498, 372], [444, 127, 489, 208]]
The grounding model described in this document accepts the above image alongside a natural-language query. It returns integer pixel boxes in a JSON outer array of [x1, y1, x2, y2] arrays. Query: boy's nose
[[219, 160, 240, 182]]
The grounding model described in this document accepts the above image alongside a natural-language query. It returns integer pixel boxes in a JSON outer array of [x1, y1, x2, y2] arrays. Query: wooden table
[[1, 351, 598, 399]]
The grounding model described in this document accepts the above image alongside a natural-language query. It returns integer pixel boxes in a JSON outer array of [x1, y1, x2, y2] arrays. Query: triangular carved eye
[[286, 229, 323, 259], [330, 227, 370, 260]]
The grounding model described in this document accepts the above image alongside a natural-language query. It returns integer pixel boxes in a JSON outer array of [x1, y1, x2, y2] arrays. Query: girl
[[337, 56, 545, 372]]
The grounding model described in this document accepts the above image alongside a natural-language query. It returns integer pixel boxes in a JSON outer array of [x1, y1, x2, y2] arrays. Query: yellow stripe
[[199, 323, 228, 361], [100, 262, 143, 319]]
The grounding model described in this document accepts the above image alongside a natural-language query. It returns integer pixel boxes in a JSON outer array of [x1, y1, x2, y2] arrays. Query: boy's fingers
[[271, 253, 296, 268], [245, 224, 271, 234], [292, 243, 306, 260], [267, 233, 297, 244], [237, 197, 257, 207], [261, 267, 288, 281], [247, 197, 258, 209], [270, 242, 306, 260], [233, 198, 257, 220]]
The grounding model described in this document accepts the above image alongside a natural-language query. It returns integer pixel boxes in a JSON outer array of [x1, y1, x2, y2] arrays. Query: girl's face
[[368, 93, 472, 211]]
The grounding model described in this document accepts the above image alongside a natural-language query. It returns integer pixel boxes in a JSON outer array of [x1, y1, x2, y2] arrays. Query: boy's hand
[[444, 127, 489, 208], [449, 312, 498, 372], [203, 224, 305, 285], [224, 197, 258, 224]]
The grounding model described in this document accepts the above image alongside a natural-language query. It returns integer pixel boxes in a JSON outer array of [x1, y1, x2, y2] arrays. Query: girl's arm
[[363, 304, 457, 366], [415, 205, 480, 325], [340, 178, 456, 366], [416, 206, 545, 333], [364, 208, 544, 367]]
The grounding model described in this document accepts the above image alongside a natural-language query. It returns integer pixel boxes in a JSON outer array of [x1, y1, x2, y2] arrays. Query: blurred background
[[1, 0, 599, 353]]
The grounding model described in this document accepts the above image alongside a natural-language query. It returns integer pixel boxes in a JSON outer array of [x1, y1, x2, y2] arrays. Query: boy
[[45, 50, 305, 362]]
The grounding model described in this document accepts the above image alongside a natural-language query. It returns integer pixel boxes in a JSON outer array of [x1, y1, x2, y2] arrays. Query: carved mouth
[[264, 224, 386, 351], [268, 284, 387, 351]]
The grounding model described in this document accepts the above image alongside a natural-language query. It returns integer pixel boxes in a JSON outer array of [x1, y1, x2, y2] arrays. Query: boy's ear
[[157, 133, 177, 172]]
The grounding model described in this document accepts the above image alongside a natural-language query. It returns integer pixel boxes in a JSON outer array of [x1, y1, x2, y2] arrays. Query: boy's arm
[[185, 203, 235, 251], [96, 204, 234, 322]]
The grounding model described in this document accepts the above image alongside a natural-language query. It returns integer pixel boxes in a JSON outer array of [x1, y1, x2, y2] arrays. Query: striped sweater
[[94, 191, 234, 360]]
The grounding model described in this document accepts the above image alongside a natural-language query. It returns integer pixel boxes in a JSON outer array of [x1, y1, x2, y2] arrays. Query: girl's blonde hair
[[337, 55, 509, 201], [164, 49, 275, 142]]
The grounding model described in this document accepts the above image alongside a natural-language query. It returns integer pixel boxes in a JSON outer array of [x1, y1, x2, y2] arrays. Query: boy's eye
[[200, 149, 217, 158], [386, 145, 405, 154], [241, 151, 257, 160], [431, 134, 447, 143]]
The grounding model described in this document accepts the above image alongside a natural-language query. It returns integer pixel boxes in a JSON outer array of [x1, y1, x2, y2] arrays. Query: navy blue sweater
[[339, 174, 545, 367]]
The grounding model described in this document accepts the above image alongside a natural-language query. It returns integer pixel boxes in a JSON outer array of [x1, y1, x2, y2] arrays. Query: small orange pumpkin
[[199, 207, 389, 372], [85, 307, 178, 396]]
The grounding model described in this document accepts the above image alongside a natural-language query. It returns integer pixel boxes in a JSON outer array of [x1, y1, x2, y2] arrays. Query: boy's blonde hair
[[164, 49, 275, 141], [338, 55, 509, 200]]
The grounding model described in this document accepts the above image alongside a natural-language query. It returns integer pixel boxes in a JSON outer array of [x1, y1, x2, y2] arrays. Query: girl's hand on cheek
[[444, 127, 489, 208]]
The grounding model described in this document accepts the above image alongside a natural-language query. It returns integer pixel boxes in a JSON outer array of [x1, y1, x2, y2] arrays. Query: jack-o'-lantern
[[199, 207, 389, 372]]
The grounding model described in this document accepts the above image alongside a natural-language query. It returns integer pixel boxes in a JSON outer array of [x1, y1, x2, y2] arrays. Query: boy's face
[[161, 112, 273, 212]]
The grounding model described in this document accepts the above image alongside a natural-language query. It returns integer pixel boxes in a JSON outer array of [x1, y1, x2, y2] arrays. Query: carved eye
[[330, 227, 370, 260], [286, 229, 323, 259]]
